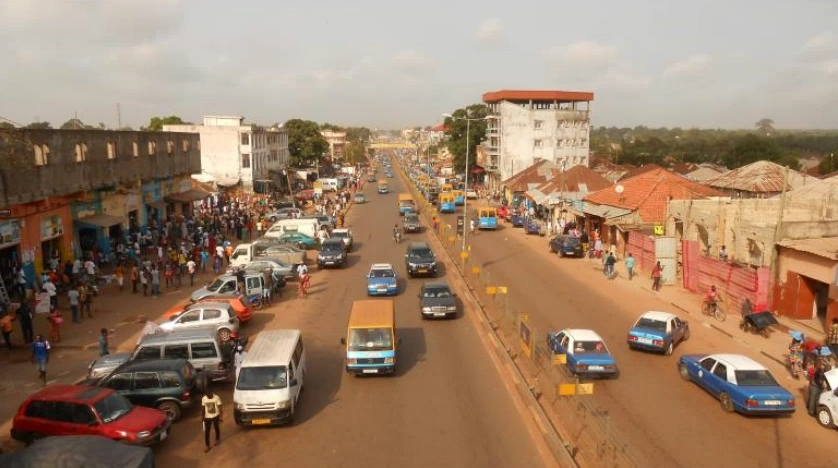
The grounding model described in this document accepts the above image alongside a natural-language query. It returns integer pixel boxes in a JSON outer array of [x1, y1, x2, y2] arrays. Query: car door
[[695, 357, 717, 391], [69, 403, 101, 436], [174, 309, 202, 331], [202, 308, 223, 330], [671, 318, 684, 342], [133, 372, 162, 407], [245, 276, 263, 296], [705, 362, 730, 397], [102, 372, 134, 400]]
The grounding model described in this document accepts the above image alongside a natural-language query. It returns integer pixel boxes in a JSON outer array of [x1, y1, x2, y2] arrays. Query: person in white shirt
[[72, 259, 82, 276], [296, 263, 308, 277], [186, 260, 197, 286], [201, 390, 223, 452], [84, 260, 96, 277], [43, 280, 57, 308]]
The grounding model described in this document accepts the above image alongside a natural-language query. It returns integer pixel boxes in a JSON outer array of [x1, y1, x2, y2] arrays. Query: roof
[[30, 385, 110, 402], [503, 160, 558, 192], [710, 354, 766, 371], [704, 160, 811, 193], [186, 301, 230, 311], [349, 300, 395, 328], [114, 358, 189, 373], [139, 328, 217, 346], [584, 167, 721, 223], [671, 162, 699, 175], [482, 90, 595, 103], [619, 163, 665, 181], [639, 311, 678, 322], [785, 177, 838, 201], [685, 166, 725, 182], [777, 237, 838, 260], [370, 263, 394, 270], [822, 170, 838, 180], [430, 124, 450, 132], [565, 329, 604, 341], [242, 330, 301, 367], [423, 281, 450, 289], [535, 166, 612, 197]]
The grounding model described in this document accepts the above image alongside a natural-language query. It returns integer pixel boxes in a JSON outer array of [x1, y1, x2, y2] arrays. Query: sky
[[0, 0, 836, 130]]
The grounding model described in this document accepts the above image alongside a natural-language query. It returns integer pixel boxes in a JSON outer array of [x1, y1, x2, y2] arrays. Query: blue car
[[547, 329, 618, 377], [678, 353, 796, 414], [627, 311, 690, 355], [366, 263, 398, 296], [511, 214, 526, 227]]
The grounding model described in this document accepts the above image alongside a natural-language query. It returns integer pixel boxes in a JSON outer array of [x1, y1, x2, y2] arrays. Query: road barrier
[[395, 160, 646, 468]]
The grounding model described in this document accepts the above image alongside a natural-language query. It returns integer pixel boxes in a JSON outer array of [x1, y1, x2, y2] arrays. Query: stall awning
[[76, 213, 124, 228], [215, 177, 240, 187], [165, 189, 212, 203]]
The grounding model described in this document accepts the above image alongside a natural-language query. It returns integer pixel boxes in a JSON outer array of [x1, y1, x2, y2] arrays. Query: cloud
[[391, 50, 432, 72], [607, 72, 651, 90], [474, 18, 503, 44], [312, 56, 377, 87], [662, 55, 711, 78], [822, 60, 838, 76], [555, 40, 618, 68], [802, 31, 836, 53]]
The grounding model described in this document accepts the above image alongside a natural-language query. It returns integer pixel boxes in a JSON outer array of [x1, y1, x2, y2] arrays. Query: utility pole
[[767, 165, 790, 312], [117, 103, 122, 130]]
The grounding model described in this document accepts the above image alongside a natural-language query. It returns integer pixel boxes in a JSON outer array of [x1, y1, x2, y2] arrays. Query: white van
[[320, 178, 338, 192], [263, 218, 319, 239], [233, 329, 306, 426]]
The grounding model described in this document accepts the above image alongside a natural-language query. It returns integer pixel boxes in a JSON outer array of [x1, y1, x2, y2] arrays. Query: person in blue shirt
[[625, 253, 636, 280], [32, 334, 50, 386]]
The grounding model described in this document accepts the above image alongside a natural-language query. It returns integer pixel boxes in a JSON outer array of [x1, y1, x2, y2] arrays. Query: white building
[[483, 90, 594, 186], [321, 130, 346, 161], [163, 116, 289, 189]]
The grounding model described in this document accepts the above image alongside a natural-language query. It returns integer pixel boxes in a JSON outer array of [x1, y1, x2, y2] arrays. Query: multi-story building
[[164, 116, 289, 190], [0, 128, 201, 290], [483, 89, 595, 187], [321, 129, 346, 162]]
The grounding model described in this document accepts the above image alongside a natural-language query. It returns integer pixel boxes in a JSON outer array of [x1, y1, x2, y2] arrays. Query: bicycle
[[702, 299, 726, 322]]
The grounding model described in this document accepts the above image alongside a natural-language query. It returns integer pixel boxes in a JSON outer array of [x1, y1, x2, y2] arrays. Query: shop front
[[142, 181, 164, 231], [0, 218, 23, 292], [125, 192, 142, 239], [163, 178, 208, 218], [101, 192, 128, 245], [71, 195, 123, 260], [39, 212, 70, 273]]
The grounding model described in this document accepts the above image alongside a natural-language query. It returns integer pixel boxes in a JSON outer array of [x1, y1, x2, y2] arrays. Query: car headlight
[[277, 400, 290, 409], [447, 306, 457, 311], [235, 403, 246, 410], [115, 430, 129, 437], [384, 357, 395, 364], [422, 307, 432, 312], [408, 263, 417, 268]]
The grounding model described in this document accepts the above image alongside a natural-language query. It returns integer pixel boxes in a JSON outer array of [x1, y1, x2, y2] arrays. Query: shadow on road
[[395, 327, 426, 376]]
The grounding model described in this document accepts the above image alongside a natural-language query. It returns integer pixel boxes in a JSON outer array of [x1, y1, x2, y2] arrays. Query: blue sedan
[[366, 263, 398, 296], [511, 214, 526, 227], [678, 353, 796, 414], [627, 311, 689, 355], [547, 329, 618, 377]]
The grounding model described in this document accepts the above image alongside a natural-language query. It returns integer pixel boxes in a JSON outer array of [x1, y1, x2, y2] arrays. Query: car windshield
[[573, 341, 608, 354], [735, 370, 779, 386], [562, 237, 580, 246], [332, 232, 348, 238], [370, 269, 395, 278], [423, 287, 452, 298], [408, 249, 432, 260], [94, 393, 134, 423], [207, 279, 225, 291], [635, 318, 666, 332], [321, 243, 343, 253], [236, 366, 288, 390], [405, 215, 419, 223], [348, 327, 394, 351]]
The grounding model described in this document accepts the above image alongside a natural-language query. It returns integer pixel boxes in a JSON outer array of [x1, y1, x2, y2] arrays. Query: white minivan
[[233, 329, 306, 426], [263, 218, 319, 239]]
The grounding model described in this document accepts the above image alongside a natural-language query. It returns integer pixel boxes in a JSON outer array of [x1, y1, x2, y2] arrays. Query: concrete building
[[164, 116, 289, 191], [483, 89, 595, 189], [321, 129, 346, 161], [0, 128, 202, 289]]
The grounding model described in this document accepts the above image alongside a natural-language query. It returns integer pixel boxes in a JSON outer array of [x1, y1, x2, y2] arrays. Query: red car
[[11, 385, 170, 446], [497, 205, 510, 220], [294, 189, 315, 203]]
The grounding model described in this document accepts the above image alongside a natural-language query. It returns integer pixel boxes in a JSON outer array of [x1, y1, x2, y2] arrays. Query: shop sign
[[71, 200, 99, 220], [142, 182, 161, 204], [41, 215, 65, 241], [126, 193, 141, 211], [177, 178, 191, 193], [0, 219, 22, 249], [161, 179, 176, 197]]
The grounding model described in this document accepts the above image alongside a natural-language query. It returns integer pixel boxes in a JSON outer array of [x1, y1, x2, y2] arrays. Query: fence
[[400, 166, 646, 468]]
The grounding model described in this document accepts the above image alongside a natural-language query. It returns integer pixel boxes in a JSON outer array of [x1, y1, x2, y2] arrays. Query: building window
[[534, 120, 543, 130], [34, 145, 49, 166], [241, 133, 250, 145], [534, 139, 543, 148], [74, 143, 85, 162], [241, 153, 251, 168], [107, 142, 116, 159], [148, 141, 156, 155], [197, 139, 201, 151], [167, 140, 174, 154], [182, 139, 190, 152], [132, 142, 139, 157]]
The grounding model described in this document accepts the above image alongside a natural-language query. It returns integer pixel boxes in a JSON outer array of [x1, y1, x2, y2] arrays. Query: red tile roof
[[503, 159, 558, 192], [482, 90, 594, 103], [430, 124, 450, 132], [619, 163, 664, 181], [536, 166, 612, 194], [585, 167, 722, 223]]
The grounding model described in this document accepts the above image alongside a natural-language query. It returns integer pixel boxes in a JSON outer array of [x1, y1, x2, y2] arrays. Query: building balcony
[[0, 129, 202, 206]]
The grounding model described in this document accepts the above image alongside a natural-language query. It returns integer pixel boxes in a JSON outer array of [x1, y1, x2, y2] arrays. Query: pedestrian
[[187, 258, 197, 286], [201, 389, 223, 453], [200, 249, 209, 274], [131, 264, 139, 294], [233, 345, 246, 380], [625, 253, 635, 280], [651, 261, 663, 291], [79, 281, 93, 319], [17, 301, 34, 344], [808, 361, 827, 416], [605, 252, 616, 278], [1, 310, 16, 349], [827, 318, 838, 356], [68, 283, 81, 323], [140, 267, 149, 296], [262, 268, 274, 304], [115, 263, 125, 293], [789, 331, 805, 379], [99, 328, 110, 356], [43, 278, 57, 309], [32, 334, 50, 386], [151, 265, 161, 297]]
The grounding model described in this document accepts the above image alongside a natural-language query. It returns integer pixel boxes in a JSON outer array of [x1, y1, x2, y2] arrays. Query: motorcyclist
[[703, 286, 719, 314]]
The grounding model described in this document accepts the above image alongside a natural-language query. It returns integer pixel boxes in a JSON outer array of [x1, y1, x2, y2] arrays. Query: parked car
[[87, 353, 133, 381], [302, 214, 335, 231], [239, 259, 293, 279], [466, 189, 478, 199], [165, 296, 255, 323], [511, 213, 526, 227], [95, 359, 202, 422], [366, 263, 398, 296], [419, 281, 459, 319], [272, 200, 296, 210], [190, 273, 264, 303], [497, 205, 510, 220], [404, 242, 438, 278], [159, 301, 240, 342], [627, 311, 689, 355], [132, 330, 232, 382], [331, 228, 353, 250], [549, 235, 584, 257], [11, 385, 170, 446], [275, 232, 318, 250], [354, 192, 367, 204], [678, 353, 795, 414], [317, 238, 348, 268], [251, 242, 306, 267], [525, 219, 542, 235], [547, 329, 618, 377], [402, 213, 422, 233], [816, 367, 838, 428]]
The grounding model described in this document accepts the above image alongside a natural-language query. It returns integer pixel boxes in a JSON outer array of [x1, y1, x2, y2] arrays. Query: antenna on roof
[[615, 185, 624, 194]]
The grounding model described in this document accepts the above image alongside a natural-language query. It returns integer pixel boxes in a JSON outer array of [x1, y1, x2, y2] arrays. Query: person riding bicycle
[[393, 224, 401, 242], [704, 286, 719, 314]]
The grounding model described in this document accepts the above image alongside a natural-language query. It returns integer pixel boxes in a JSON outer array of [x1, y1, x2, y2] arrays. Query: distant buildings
[[483, 89, 594, 189], [321, 129, 346, 161], [163, 116, 289, 191]]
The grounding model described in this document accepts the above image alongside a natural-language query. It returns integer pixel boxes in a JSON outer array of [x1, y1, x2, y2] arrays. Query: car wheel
[[719, 393, 735, 413], [24, 432, 44, 446], [678, 363, 690, 381], [157, 401, 182, 422], [817, 405, 834, 428], [665, 342, 674, 356], [217, 328, 232, 342], [297, 243, 306, 250], [269, 216, 277, 223]]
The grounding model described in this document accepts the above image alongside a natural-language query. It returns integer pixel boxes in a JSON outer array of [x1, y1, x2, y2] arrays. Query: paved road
[[152, 173, 553, 468], [435, 208, 835, 468]]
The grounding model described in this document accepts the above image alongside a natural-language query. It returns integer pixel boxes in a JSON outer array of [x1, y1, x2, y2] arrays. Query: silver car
[[266, 208, 302, 222], [159, 301, 240, 342], [229, 259, 295, 279], [86, 352, 132, 381], [331, 228, 353, 251], [252, 241, 307, 266]]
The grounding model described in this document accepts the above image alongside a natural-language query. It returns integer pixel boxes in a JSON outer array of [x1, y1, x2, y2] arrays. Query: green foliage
[[346, 126, 371, 143], [0, 122, 16, 130], [25, 121, 52, 129], [444, 104, 489, 173], [755, 118, 775, 135], [320, 123, 344, 132], [818, 154, 837, 175], [286, 118, 329, 167], [344, 141, 368, 165], [144, 116, 186, 131]]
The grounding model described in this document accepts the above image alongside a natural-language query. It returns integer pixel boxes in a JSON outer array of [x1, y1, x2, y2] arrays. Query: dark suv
[[403, 213, 422, 233], [404, 242, 438, 277], [95, 359, 202, 422], [317, 238, 348, 268]]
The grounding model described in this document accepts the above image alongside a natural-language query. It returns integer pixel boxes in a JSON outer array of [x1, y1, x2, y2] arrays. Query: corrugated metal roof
[[777, 237, 838, 260], [535, 166, 612, 196], [503, 160, 558, 192], [685, 166, 725, 182], [785, 177, 838, 201], [704, 160, 811, 193]]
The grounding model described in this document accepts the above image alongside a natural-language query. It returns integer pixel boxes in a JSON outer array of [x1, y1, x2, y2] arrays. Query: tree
[[320, 123, 344, 132], [818, 153, 837, 175], [344, 141, 367, 165], [144, 116, 186, 131], [755, 118, 775, 135], [444, 104, 489, 173], [723, 133, 782, 168], [0, 122, 16, 130], [346, 126, 371, 143], [25, 121, 52, 129], [286, 118, 329, 167]]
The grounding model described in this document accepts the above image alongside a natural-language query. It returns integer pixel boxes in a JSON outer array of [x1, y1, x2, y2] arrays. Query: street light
[[442, 113, 496, 251]]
